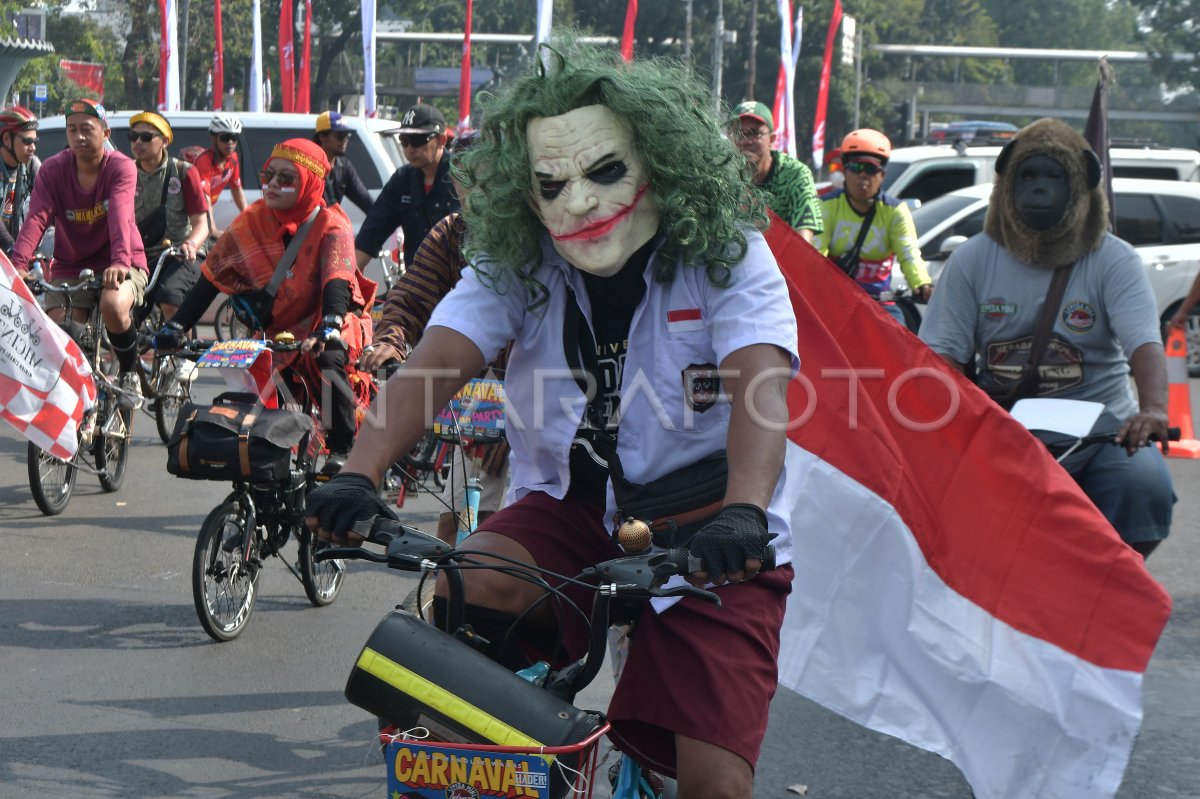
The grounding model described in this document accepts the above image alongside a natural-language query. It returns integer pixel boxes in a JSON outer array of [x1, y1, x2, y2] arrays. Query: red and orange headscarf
[[263, 138, 330, 235]]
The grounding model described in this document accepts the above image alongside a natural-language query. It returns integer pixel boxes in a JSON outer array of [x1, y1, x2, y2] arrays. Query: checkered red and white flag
[[0, 253, 96, 459]]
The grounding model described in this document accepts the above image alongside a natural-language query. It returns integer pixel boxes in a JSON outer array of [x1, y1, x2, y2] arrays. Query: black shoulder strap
[[836, 199, 878, 276], [158, 157, 176, 208], [992, 262, 1076, 409]]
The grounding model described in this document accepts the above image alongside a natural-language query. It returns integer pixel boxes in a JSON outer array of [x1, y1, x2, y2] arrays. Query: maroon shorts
[[477, 491, 794, 778]]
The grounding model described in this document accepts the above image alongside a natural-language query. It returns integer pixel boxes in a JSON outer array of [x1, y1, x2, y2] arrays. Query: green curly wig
[[453, 38, 767, 299]]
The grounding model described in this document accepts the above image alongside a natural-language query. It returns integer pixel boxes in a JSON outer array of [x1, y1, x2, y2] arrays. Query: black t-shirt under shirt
[[566, 239, 654, 509]]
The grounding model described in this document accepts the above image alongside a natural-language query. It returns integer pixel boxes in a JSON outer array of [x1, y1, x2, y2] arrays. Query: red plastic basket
[[379, 721, 612, 799]]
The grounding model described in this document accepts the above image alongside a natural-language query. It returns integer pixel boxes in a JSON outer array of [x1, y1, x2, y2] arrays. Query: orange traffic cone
[[1164, 326, 1200, 458]]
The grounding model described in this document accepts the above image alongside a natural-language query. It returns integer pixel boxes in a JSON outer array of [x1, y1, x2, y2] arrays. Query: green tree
[[1131, 0, 1200, 92]]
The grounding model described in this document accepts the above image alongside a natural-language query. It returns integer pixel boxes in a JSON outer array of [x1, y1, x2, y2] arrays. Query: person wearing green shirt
[[729, 101, 822, 242]]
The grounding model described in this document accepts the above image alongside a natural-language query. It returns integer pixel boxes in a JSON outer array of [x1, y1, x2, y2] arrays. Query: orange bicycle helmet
[[841, 129, 892, 162], [0, 105, 38, 133]]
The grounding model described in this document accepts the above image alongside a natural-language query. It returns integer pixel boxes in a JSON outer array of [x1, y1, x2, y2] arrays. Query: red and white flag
[[764, 215, 1170, 799], [295, 0, 313, 113], [811, 0, 842, 169], [0, 255, 96, 460], [278, 0, 295, 113], [212, 0, 224, 110], [771, 1, 801, 157], [620, 0, 637, 62], [456, 0, 472, 136]]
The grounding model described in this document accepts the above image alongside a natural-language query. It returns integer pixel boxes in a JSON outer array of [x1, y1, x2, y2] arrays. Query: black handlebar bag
[[167, 392, 311, 482]]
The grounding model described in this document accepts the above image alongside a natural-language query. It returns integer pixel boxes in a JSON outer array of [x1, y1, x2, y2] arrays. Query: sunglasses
[[127, 131, 160, 143], [399, 133, 436, 148], [846, 161, 885, 176], [734, 128, 770, 142], [217, 133, 238, 143], [259, 167, 300, 187], [18, 135, 37, 146]]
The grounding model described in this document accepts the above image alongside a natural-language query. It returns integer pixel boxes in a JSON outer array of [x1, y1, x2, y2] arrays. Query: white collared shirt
[[427, 228, 801, 561]]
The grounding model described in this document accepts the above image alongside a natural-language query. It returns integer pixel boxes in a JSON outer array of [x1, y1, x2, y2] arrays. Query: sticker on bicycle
[[433, 378, 506, 443], [196, 338, 268, 369], [385, 739, 552, 799]]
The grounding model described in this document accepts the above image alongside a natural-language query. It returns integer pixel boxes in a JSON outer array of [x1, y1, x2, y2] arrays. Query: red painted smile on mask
[[550, 183, 650, 243]]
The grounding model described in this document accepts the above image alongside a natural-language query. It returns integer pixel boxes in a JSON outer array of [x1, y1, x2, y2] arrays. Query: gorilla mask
[[983, 118, 1108, 269], [1013, 154, 1070, 232]]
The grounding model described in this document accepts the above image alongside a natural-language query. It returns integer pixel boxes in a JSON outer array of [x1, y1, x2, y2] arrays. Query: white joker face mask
[[527, 104, 660, 277]]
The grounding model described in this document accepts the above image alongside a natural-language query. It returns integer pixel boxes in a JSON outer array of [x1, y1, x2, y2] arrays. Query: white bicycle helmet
[[209, 114, 243, 135]]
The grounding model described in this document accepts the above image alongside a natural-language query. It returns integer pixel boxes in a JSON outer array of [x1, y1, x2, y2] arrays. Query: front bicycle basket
[[347, 609, 606, 799]]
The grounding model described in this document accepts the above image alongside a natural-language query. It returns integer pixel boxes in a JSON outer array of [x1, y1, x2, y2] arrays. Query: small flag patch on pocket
[[667, 308, 704, 332]]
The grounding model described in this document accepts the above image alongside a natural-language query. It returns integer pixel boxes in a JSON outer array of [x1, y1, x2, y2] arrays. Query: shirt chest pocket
[[652, 329, 726, 431]]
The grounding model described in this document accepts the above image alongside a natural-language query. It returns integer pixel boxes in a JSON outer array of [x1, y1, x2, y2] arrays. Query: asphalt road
[[0, 370, 1197, 799]]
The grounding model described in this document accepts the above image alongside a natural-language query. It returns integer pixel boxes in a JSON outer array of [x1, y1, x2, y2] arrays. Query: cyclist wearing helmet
[[0, 105, 41, 255], [815, 129, 932, 324], [127, 111, 210, 322], [193, 114, 248, 238]]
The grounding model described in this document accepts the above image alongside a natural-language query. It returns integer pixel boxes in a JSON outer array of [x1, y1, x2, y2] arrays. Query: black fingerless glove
[[304, 472, 395, 540], [688, 503, 771, 581]]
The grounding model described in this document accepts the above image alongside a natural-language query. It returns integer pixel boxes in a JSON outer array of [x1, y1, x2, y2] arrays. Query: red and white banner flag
[[456, 0, 473, 135], [362, 0, 376, 117], [58, 60, 105, 99], [764, 215, 1170, 799], [157, 0, 180, 111], [212, 0, 224, 110], [278, 0, 295, 113], [620, 0, 637, 62], [812, 0, 842, 169], [0, 255, 95, 460], [771, 1, 801, 157], [295, 0, 312, 113]]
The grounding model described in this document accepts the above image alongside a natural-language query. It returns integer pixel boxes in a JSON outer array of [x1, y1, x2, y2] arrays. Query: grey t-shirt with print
[[919, 233, 1161, 419]]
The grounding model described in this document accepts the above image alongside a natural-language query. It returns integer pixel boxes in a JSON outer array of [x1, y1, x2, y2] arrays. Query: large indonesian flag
[[0, 254, 96, 459], [765, 215, 1170, 799]]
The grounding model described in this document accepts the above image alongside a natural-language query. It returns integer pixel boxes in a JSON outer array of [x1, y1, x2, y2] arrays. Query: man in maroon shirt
[[12, 98, 149, 407]]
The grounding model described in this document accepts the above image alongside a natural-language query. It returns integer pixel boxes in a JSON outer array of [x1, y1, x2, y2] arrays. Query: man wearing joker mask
[[306, 42, 802, 793]]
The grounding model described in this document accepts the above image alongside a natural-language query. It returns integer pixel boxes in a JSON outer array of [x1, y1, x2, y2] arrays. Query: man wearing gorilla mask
[[305, 41, 802, 795], [920, 117, 1174, 558]]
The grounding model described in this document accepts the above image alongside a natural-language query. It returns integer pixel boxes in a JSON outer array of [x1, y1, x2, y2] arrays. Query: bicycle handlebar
[[26, 270, 103, 296], [316, 513, 776, 605]]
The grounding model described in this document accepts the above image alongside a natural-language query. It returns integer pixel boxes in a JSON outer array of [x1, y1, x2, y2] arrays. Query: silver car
[[906, 179, 1200, 372]]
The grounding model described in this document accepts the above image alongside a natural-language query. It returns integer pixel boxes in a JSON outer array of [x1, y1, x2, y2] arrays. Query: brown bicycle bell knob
[[618, 517, 652, 555]]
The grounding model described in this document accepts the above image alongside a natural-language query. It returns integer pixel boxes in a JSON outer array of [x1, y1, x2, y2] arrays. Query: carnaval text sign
[[434, 377, 506, 443], [386, 740, 552, 799]]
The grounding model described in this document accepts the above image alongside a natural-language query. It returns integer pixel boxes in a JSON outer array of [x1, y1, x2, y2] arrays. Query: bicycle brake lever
[[313, 545, 386, 563], [649, 581, 722, 606]]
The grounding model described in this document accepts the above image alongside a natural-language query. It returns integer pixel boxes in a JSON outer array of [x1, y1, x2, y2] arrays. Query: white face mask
[[527, 105, 659, 277]]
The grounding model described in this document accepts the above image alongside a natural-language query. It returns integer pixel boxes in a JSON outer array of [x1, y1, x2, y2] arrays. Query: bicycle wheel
[[214, 297, 254, 342], [298, 524, 346, 606], [154, 357, 190, 445], [26, 441, 77, 516], [95, 398, 131, 493], [192, 500, 258, 642]]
